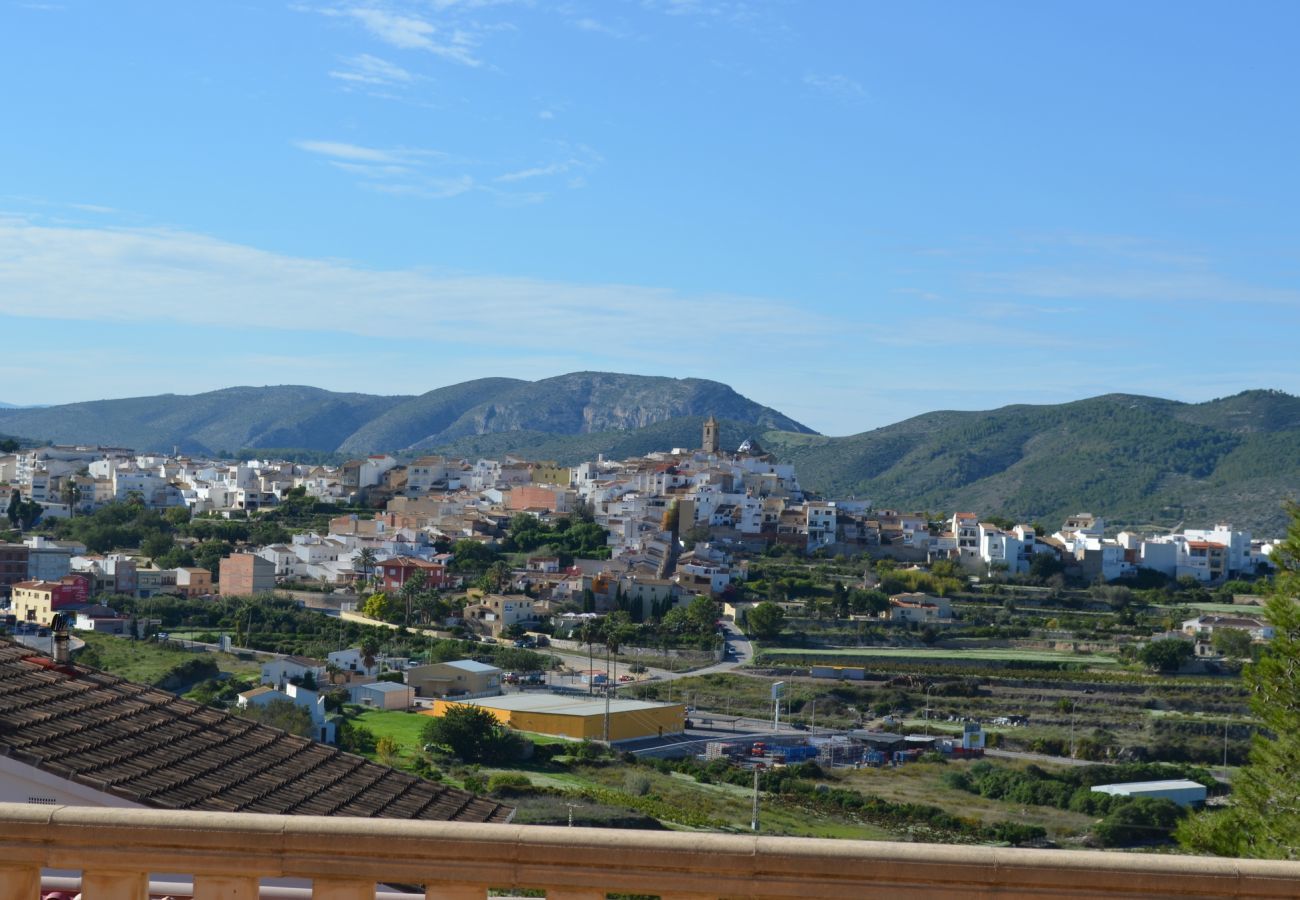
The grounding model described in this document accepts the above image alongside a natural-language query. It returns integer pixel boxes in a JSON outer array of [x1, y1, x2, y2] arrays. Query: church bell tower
[[702, 415, 720, 454]]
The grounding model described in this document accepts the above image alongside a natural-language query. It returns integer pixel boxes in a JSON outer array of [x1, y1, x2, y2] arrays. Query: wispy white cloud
[[66, 202, 117, 215], [295, 139, 477, 197], [489, 142, 601, 193], [803, 72, 867, 103], [573, 17, 628, 38], [338, 3, 486, 66], [975, 269, 1300, 307], [494, 162, 568, 183], [311, 3, 485, 67], [368, 176, 475, 199], [328, 53, 415, 86], [0, 217, 837, 353], [294, 139, 405, 163]]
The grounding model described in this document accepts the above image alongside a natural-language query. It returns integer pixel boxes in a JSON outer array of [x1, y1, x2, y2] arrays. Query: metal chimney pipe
[[51, 613, 70, 665]]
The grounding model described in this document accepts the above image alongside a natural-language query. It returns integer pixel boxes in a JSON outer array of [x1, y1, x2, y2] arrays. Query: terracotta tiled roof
[[0, 641, 511, 823]]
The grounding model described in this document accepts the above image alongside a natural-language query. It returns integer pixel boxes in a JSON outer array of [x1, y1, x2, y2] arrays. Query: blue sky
[[1, 1, 1297, 435]]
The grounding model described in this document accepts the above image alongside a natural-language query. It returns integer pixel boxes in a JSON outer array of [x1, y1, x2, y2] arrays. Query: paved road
[[984, 747, 1108, 768], [544, 619, 755, 689]]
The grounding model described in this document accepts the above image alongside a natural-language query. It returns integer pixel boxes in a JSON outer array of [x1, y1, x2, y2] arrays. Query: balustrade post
[[425, 885, 487, 900], [193, 873, 261, 899], [81, 869, 150, 900], [0, 864, 38, 899], [313, 877, 378, 900]]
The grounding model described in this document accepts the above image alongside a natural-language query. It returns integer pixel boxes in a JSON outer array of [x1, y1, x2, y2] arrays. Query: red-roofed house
[[379, 556, 449, 592]]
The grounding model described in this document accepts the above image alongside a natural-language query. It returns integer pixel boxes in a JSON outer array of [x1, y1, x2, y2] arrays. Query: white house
[[238, 683, 335, 743], [328, 647, 379, 678], [260, 656, 327, 689], [1181, 615, 1274, 642]]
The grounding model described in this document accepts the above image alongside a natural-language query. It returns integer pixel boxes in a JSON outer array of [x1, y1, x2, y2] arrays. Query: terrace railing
[[2, 801, 1298, 899]]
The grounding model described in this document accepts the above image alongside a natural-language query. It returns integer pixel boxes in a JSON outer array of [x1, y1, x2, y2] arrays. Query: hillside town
[[0, 418, 1280, 617]]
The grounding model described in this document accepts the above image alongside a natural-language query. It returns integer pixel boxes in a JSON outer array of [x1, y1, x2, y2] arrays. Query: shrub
[[487, 772, 534, 795]]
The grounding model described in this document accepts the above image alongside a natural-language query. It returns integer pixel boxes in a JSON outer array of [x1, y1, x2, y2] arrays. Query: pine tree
[[1178, 502, 1300, 857]]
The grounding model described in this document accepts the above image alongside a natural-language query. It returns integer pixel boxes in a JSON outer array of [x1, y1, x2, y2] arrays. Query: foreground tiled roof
[[0, 641, 512, 823]]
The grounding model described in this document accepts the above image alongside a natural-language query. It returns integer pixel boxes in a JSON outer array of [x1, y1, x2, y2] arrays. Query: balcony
[[6, 802, 1300, 899]]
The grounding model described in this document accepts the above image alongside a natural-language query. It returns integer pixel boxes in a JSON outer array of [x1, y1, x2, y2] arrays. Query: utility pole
[[1069, 699, 1079, 758], [1223, 720, 1229, 781], [751, 766, 761, 832], [604, 683, 611, 743], [810, 699, 816, 732]]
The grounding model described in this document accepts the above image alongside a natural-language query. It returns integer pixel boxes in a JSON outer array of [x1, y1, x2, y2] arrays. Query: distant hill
[[2, 377, 1292, 533], [422, 416, 772, 465], [759, 390, 1300, 534], [0, 373, 812, 457]]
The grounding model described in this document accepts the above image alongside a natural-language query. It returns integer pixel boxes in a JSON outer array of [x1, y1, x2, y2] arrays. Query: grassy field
[[837, 760, 1096, 842], [1156, 601, 1263, 615], [757, 647, 1120, 666], [354, 708, 432, 749], [77, 631, 261, 684]]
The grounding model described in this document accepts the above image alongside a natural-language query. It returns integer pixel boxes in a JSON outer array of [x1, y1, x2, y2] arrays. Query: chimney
[[51, 613, 70, 664]]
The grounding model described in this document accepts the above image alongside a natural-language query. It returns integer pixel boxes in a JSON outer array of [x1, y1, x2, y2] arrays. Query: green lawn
[[354, 708, 432, 750], [1157, 601, 1262, 615], [759, 647, 1120, 666], [77, 630, 262, 684]]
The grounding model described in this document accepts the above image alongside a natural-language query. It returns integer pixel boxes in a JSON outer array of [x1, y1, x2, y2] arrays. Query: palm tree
[[400, 569, 428, 628], [602, 611, 634, 687], [577, 620, 599, 694], [356, 548, 378, 589], [60, 479, 82, 518], [360, 636, 380, 674]]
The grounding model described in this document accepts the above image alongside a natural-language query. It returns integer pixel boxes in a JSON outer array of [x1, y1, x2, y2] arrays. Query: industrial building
[[407, 659, 502, 698], [427, 693, 686, 742], [1090, 779, 1207, 807]]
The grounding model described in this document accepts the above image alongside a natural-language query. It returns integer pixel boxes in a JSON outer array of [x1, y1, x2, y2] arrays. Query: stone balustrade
[[2, 801, 1299, 899]]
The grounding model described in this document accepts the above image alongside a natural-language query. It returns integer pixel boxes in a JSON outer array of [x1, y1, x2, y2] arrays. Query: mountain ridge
[[0, 379, 1293, 532], [0, 373, 812, 456]]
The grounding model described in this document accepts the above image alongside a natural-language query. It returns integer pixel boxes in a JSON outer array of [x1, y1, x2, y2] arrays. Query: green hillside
[[421, 416, 770, 464], [336, 377, 526, 454], [0, 386, 406, 456], [761, 390, 1300, 534], [0, 373, 810, 456], [408, 372, 810, 448]]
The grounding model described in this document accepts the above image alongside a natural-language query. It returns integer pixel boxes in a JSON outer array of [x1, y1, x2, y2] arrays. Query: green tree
[[1138, 639, 1193, 672], [747, 601, 786, 640], [1211, 627, 1253, 660], [399, 569, 429, 627], [360, 636, 381, 673], [420, 704, 520, 764], [1178, 503, 1300, 858], [355, 548, 378, 587], [362, 591, 401, 623]]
